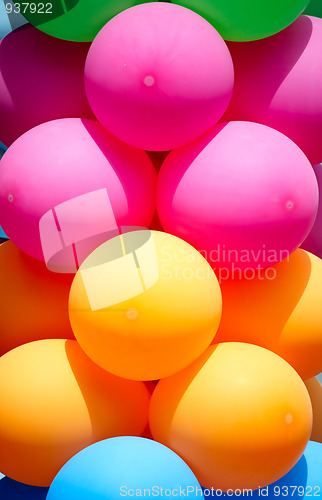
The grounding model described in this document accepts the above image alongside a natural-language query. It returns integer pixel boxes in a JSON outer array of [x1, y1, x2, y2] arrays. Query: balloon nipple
[[285, 200, 294, 211], [143, 75, 155, 87], [126, 308, 138, 320], [285, 413, 293, 424], [8, 194, 14, 203]]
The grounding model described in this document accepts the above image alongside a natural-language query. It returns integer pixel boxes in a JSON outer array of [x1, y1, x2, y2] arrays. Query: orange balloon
[[150, 342, 312, 491], [214, 249, 322, 379], [304, 376, 322, 444], [0, 241, 74, 355], [0, 339, 150, 486], [69, 230, 222, 380]]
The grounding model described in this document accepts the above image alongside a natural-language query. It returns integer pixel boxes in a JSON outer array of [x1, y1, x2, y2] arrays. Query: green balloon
[[304, 0, 322, 18], [171, 0, 310, 41], [16, 0, 155, 41]]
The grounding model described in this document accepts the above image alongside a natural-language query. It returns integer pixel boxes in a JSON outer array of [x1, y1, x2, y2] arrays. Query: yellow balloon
[[0, 339, 150, 486], [150, 342, 312, 491], [304, 376, 322, 444], [69, 230, 222, 380]]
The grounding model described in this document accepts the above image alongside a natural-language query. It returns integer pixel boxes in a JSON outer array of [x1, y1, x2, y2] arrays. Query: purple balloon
[[301, 164, 322, 258]]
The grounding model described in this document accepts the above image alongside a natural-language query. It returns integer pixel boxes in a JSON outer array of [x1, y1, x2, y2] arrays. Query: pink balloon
[[223, 15, 322, 165], [0, 24, 94, 147], [301, 163, 322, 258], [0, 118, 156, 264], [157, 121, 318, 272], [84, 2, 234, 151]]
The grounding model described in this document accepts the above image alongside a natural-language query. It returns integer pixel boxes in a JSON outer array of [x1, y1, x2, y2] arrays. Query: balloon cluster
[[0, 0, 322, 499]]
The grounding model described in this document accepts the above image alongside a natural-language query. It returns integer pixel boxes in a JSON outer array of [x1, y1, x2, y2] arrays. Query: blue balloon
[[0, 140, 7, 158], [47, 436, 202, 500], [0, 1, 12, 40], [0, 226, 8, 239], [0, 142, 8, 240], [0, 1, 28, 40], [0, 474, 48, 500], [202, 441, 322, 499]]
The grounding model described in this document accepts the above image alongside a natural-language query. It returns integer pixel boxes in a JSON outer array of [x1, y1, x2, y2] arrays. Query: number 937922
[[5, 3, 53, 15], [273, 486, 320, 497]]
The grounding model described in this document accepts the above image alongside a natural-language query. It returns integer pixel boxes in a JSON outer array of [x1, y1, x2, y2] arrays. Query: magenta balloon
[[0, 24, 94, 147], [223, 15, 322, 165], [301, 164, 322, 258], [85, 2, 234, 151], [0, 118, 156, 262], [157, 121, 318, 272]]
